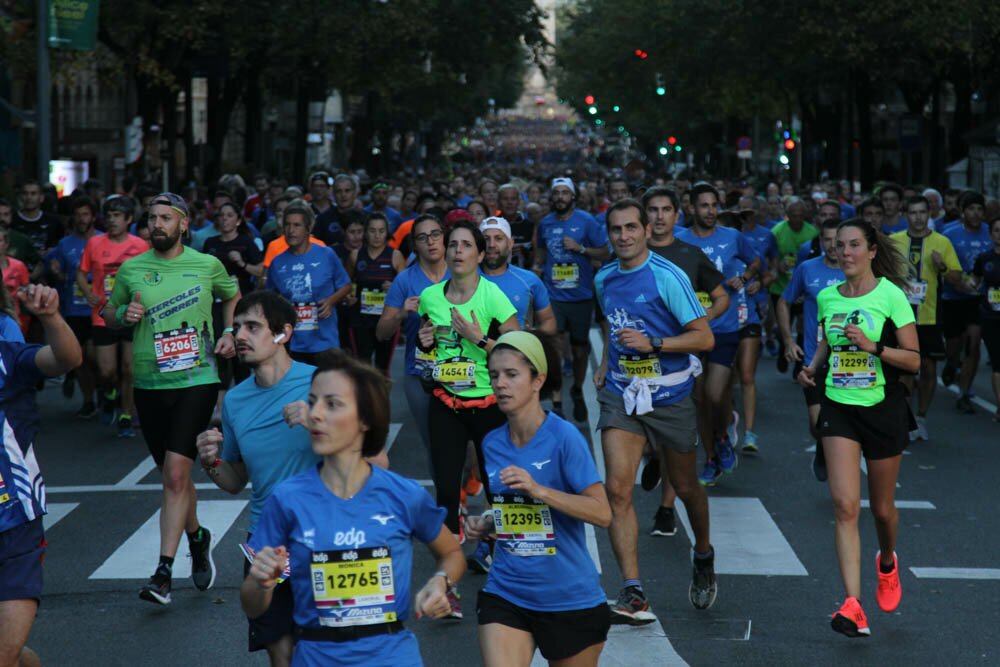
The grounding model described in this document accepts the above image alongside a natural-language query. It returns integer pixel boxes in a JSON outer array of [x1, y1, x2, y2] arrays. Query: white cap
[[551, 177, 576, 194], [479, 216, 512, 240]]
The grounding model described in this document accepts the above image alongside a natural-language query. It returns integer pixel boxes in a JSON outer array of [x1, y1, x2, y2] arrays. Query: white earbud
[[273, 333, 286, 344]]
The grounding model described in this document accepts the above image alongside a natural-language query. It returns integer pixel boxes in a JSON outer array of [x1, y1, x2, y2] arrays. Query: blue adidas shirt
[[481, 413, 605, 612], [51, 234, 99, 318], [221, 361, 320, 532], [942, 222, 991, 301], [537, 209, 608, 301], [782, 257, 844, 365], [0, 342, 47, 533], [251, 465, 445, 667], [595, 252, 705, 405], [384, 263, 450, 377], [481, 265, 551, 329], [675, 226, 757, 334], [267, 245, 351, 352]]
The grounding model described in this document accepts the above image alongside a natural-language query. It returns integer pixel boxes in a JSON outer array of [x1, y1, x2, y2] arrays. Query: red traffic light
[[784, 138, 797, 150], [634, 49, 648, 59], [667, 136, 677, 145], [584, 95, 595, 105]]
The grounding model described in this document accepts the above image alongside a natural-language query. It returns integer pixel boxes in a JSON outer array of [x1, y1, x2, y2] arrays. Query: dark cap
[[149, 192, 189, 219]]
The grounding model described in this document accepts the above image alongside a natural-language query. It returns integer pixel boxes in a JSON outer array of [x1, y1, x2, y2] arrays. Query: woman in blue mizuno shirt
[[241, 351, 466, 667], [468, 331, 612, 667]]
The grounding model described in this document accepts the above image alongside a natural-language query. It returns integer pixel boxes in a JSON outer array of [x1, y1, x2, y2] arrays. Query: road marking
[[43, 502, 79, 530], [48, 483, 250, 493], [861, 499, 935, 510], [910, 567, 1000, 580], [587, 326, 607, 482], [386, 422, 402, 452], [531, 621, 689, 667], [116, 456, 157, 487], [90, 499, 247, 580], [938, 378, 998, 413], [675, 497, 808, 576]]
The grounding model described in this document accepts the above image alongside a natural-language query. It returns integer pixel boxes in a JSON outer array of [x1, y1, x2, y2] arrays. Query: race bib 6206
[[153, 327, 200, 373]]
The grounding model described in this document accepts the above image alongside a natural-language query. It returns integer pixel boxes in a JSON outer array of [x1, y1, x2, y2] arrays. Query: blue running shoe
[[764, 338, 779, 358], [742, 430, 759, 453], [698, 458, 721, 486], [717, 437, 738, 474], [467, 540, 493, 574]]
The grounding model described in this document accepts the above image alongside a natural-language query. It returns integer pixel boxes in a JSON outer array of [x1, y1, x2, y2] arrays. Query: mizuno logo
[[310, 262, 321, 267], [371, 514, 395, 525], [531, 460, 551, 470]]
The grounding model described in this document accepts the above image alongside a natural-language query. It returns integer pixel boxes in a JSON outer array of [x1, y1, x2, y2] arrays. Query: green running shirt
[[817, 277, 914, 406], [418, 278, 516, 398], [108, 248, 239, 390]]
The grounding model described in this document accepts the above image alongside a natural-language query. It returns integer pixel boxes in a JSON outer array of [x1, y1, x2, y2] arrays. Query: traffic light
[[655, 72, 666, 96], [659, 146, 668, 156], [784, 138, 797, 150], [667, 135, 677, 145], [634, 49, 649, 59], [588, 106, 598, 115], [584, 95, 595, 105]]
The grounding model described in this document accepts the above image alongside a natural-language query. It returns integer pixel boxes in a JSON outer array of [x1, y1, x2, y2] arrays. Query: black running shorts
[[133, 384, 219, 466]]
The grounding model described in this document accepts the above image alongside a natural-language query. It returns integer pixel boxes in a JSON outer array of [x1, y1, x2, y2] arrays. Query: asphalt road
[[25, 336, 1000, 666]]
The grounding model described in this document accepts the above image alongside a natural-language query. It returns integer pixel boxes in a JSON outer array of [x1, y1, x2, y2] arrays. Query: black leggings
[[427, 398, 506, 533], [350, 321, 398, 377]]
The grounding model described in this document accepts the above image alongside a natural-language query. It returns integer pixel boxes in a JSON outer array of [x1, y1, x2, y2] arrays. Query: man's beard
[[151, 230, 180, 252], [483, 252, 507, 271], [552, 200, 572, 215]]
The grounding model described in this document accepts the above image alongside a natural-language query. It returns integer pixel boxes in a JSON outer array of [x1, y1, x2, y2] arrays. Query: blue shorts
[[0, 517, 46, 602], [706, 330, 740, 368]]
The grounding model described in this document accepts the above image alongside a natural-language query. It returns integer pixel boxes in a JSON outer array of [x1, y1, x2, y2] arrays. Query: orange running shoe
[[876, 551, 901, 612], [831, 596, 870, 637]]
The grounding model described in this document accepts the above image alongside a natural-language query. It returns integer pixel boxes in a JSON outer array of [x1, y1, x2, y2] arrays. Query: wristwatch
[[433, 570, 453, 589], [874, 342, 885, 357], [476, 336, 489, 349], [649, 337, 663, 352]]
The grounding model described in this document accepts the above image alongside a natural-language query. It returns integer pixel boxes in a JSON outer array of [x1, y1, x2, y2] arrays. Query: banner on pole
[[47, 0, 100, 51]]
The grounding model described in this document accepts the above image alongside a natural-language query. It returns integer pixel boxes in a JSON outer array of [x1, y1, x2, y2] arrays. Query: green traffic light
[[656, 87, 666, 96], [674, 145, 682, 152], [613, 105, 621, 112]]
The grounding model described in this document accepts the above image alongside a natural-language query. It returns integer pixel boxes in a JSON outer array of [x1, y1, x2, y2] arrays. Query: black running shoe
[[689, 550, 718, 610], [651, 507, 677, 537], [139, 564, 172, 605], [62, 372, 75, 399], [777, 355, 789, 374], [956, 395, 975, 414], [609, 586, 656, 625], [941, 363, 957, 387], [640, 455, 661, 491], [189, 527, 216, 591]]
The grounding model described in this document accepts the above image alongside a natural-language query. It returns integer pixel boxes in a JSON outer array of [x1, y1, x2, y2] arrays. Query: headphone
[[273, 333, 286, 344]]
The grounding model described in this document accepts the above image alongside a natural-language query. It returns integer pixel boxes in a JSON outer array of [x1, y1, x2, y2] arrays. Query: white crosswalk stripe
[[42, 502, 79, 530], [89, 499, 247, 580]]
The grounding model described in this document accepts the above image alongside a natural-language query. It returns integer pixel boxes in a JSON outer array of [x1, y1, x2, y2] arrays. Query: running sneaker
[[689, 552, 718, 610], [463, 475, 483, 498], [716, 437, 738, 474], [99, 399, 118, 426], [651, 507, 677, 537], [956, 395, 975, 414], [117, 414, 136, 439], [76, 401, 97, 419], [446, 588, 463, 619], [467, 540, 493, 574], [941, 363, 957, 387], [726, 411, 740, 451], [776, 354, 789, 374], [831, 596, 870, 637], [571, 385, 588, 422], [139, 564, 172, 605], [812, 441, 827, 482], [914, 416, 928, 442], [640, 455, 661, 491], [609, 586, 657, 625], [875, 551, 901, 612], [742, 430, 759, 453], [764, 338, 779, 358], [188, 527, 216, 591], [699, 458, 721, 486], [62, 372, 75, 399]]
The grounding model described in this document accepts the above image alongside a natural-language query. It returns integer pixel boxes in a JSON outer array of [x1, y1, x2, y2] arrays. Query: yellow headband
[[493, 331, 547, 375]]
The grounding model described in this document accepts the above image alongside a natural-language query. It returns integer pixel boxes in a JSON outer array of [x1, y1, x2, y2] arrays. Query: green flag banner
[[47, 0, 100, 51]]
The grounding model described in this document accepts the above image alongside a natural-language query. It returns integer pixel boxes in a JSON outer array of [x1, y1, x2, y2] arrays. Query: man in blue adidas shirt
[[594, 199, 717, 625], [195, 290, 319, 666], [532, 177, 609, 421], [0, 283, 82, 667]]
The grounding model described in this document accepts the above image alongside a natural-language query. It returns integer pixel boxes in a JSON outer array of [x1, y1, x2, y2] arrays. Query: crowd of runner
[[2, 163, 1000, 665]]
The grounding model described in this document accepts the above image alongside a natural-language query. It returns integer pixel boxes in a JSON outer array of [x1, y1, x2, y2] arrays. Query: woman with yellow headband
[[468, 330, 612, 667]]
